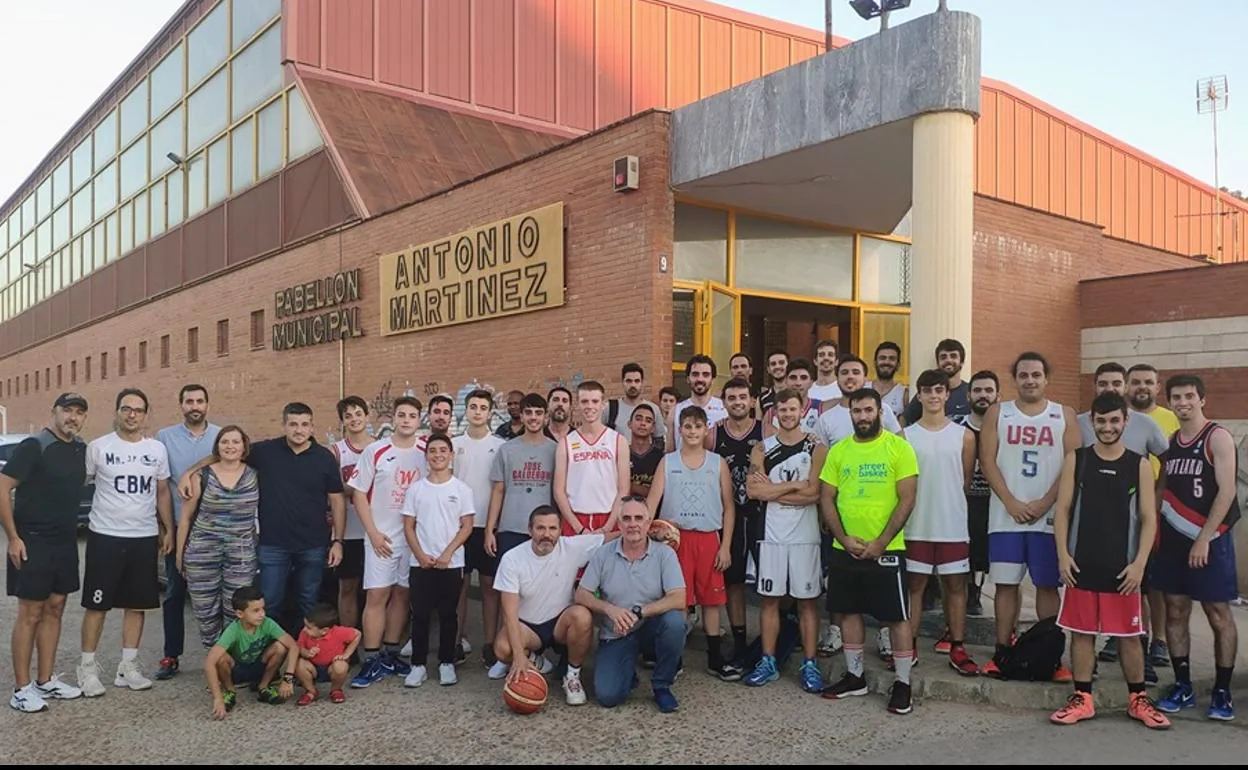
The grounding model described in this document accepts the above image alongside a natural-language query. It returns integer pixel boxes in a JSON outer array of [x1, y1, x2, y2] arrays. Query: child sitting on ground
[[204, 586, 301, 719], [296, 603, 362, 705]]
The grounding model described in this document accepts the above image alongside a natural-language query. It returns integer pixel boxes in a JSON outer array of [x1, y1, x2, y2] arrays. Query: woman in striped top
[[175, 426, 260, 648]]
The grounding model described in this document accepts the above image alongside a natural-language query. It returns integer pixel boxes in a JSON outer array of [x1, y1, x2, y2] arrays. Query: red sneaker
[[1052, 664, 1074, 683], [296, 691, 317, 706], [933, 630, 952, 655], [980, 658, 1004, 678], [949, 645, 979, 677], [329, 689, 346, 704], [1050, 692, 1095, 725]]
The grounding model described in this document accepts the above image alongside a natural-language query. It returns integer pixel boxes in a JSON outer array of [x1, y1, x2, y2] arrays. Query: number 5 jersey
[[988, 400, 1067, 535]]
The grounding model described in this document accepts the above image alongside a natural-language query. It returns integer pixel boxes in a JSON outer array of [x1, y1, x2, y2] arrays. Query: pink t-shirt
[[297, 625, 359, 666]]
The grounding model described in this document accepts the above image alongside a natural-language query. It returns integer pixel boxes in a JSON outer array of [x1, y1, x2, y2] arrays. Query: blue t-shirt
[[247, 438, 343, 551]]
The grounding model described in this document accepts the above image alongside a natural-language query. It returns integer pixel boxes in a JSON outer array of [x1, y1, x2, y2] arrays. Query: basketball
[[648, 518, 681, 551], [503, 670, 549, 714]]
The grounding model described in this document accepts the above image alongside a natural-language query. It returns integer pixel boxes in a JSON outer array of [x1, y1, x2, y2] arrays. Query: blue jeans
[[594, 610, 684, 707], [257, 545, 326, 632], [162, 550, 186, 659]]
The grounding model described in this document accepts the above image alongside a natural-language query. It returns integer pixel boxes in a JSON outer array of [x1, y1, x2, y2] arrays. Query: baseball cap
[[54, 392, 89, 410]]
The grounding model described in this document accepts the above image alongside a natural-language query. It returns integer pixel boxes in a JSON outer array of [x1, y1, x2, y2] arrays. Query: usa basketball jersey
[[564, 427, 621, 514], [759, 435, 821, 546], [335, 438, 367, 540], [988, 400, 1066, 534], [1161, 421, 1241, 541], [713, 420, 764, 515]]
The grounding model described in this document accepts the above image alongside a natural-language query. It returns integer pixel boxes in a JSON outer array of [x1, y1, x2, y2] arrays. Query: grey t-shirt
[[1076, 410, 1169, 457], [610, 398, 666, 442], [489, 436, 557, 534], [580, 539, 685, 640]]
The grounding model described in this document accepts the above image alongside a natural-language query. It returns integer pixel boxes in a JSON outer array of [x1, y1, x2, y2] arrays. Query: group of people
[[1, 338, 1239, 727]]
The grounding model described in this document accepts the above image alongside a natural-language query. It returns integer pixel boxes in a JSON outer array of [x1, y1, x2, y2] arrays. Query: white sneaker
[[404, 665, 427, 688], [400, 639, 413, 658], [77, 662, 106, 698], [459, 637, 472, 655], [114, 659, 153, 691], [10, 683, 49, 713], [529, 652, 554, 675], [439, 663, 457, 686], [36, 674, 82, 700], [877, 627, 893, 658], [487, 661, 510, 680], [563, 672, 586, 706], [818, 624, 843, 656]]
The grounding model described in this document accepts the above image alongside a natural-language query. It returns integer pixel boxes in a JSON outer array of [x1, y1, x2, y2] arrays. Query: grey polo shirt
[[580, 538, 685, 641], [1076, 410, 1168, 457], [157, 422, 222, 523]]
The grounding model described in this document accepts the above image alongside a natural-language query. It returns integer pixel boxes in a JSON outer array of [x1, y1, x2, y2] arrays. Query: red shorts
[[1057, 586, 1144, 637], [562, 512, 611, 537], [905, 540, 970, 575], [676, 530, 727, 607]]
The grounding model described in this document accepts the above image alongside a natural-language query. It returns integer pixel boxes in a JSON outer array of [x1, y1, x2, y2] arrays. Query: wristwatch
[[631, 604, 643, 618], [330, 538, 344, 546]]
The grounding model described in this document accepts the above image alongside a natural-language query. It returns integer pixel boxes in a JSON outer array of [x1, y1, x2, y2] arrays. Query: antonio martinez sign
[[272, 269, 365, 351], [378, 203, 565, 337]]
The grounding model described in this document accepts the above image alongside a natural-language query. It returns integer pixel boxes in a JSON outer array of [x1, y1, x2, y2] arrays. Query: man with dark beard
[[902, 338, 971, 426], [759, 350, 789, 417], [956, 371, 1000, 617], [872, 342, 909, 417], [545, 387, 573, 444], [819, 388, 919, 714], [668, 356, 728, 452], [607, 363, 665, 443]]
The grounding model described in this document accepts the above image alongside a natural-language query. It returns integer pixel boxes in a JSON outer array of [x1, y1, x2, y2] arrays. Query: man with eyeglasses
[[77, 388, 174, 698]]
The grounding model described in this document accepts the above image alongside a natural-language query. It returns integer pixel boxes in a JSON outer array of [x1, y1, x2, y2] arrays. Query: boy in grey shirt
[[485, 393, 557, 560]]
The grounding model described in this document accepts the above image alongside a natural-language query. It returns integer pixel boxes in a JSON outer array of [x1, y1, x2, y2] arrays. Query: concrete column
[[909, 111, 976, 381]]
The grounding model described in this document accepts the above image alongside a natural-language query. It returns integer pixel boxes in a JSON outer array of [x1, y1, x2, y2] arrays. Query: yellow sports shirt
[[819, 432, 918, 551]]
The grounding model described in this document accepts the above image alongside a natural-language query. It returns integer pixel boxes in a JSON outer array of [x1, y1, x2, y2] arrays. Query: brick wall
[[971, 196, 1205, 408], [0, 112, 674, 440]]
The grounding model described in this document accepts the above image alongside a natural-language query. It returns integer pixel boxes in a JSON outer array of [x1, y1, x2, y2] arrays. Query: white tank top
[[903, 421, 969, 542], [878, 384, 907, 416], [672, 397, 728, 451], [564, 427, 621, 514], [335, 438, 367, 540], [988, 400, 1067, 534]]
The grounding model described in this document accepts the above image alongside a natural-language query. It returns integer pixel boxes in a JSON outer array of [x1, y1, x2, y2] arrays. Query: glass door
[[702, 281, 740, 392]]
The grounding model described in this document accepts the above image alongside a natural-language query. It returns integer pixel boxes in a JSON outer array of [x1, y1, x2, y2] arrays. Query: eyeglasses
[[620, 495, 646, 503], [119, 406, 148, 416]]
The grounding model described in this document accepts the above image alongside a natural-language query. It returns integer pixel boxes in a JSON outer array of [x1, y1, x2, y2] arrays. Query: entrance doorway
[[740, 296, 854, 381]]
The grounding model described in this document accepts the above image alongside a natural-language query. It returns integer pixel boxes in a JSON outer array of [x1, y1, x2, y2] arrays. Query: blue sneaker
[[744, 655, 780, 687], [349, 655, 391, 689], [1208, 688, 1235, 721], [385, 650, 412, 677], [653, 688, 679, 713], [799, 658, 825, 694], [1156, 681, 1196, 713]]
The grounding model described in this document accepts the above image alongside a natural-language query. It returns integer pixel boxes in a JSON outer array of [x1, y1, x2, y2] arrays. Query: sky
[[0, 0, 1244, 205]]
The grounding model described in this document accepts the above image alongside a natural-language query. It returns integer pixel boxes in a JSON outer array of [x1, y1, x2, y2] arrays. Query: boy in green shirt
[[204, 586, 301, 719]]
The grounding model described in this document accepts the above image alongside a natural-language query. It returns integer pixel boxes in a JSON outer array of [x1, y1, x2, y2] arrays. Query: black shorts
[[81, 531, 160, 612], [336, 539, 366, 581], [522, 608, 568, 654], [825, 549, 909, 623], [968, 498, 989, 573], [465, 527, 498, 578], [496, 531, 530, 558], [6, 533, 80, 602], [724, 508, 761, 586]]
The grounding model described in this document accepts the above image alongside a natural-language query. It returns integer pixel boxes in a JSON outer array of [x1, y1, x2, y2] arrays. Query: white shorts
[[756, 542, 821, 600], [363, 543, 411, 590]]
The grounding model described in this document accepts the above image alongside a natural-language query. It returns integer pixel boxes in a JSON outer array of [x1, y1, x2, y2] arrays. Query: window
[[286, 88, 323, 162], [187, 2, 228, 87], [71, 360, 77, 384], [120, 136, 148, 200], [187, 152, 207, 217], [71, 184, 92, 236], [250, 309, 265, 349], [150, 42, 185, 121], [24, 374, 29, 394], [85, 356, 92, 382], [231, 118, 254, 193], [150, 181, 166, 238], [52, 204, 69, 250], [167, 171, 185, 228], [858, 237, 911, 306], [257, 99, 283, 179], [160, 334, 171, 368], [231, 24, 282, 121], [71, 138, 93, 190], [139, 340, 148, 371], [56, 364, 62, 388], [734, 215, 854, 300], [94, 161, 118, 216], [187, 70, 228, 152], [44, 367, 50, 389], [36, 178, 52, 222], [120, 82, 148, 146], [70, 237, 83, 282], [52, 159, 70, 207], [233, 0, 280, 48], [92, 221, 107, 270], [37, 219, 51, 260], [673, 204, 728, 282], [119, 201, 134, 255], [150, 108, 185, 178], [134, 190, 149, 247], [187, 327, 199, 362], [101, 351, 108, 380], [118, 346, 127, 376], [207, 135, 228, 206], [93, 109, 118, 169], [34, 370, 40, 392], [217, 318, 229, 355], [20, 196, 35, 236]]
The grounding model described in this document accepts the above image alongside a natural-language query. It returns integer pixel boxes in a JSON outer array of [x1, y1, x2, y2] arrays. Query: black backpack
[[607, 399, 621, 430], [997, 616, 1066, 681]]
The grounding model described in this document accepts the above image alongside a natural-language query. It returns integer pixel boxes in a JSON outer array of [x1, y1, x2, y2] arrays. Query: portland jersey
[[347, 439, 427, 538], [988, 400, 1067, 534], [335, 438, 367, 540], [86, 433, 171, 538], [672, 398, 728, 451], [659, 452, 724, 532], [1160, 421, 1241, 541], [713, 419, 764, 515], [564, 427, 621, 514], [903, 421, 969, 542], [759, 434, 820, 545], [1067, 448, 1143, 592]]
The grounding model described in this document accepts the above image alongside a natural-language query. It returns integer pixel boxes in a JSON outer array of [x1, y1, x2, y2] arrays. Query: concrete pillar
[[909, 111, 976, 381]]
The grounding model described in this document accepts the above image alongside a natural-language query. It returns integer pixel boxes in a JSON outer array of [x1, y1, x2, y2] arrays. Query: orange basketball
[[503, 669, 549, 714], [648, 518, 681, 551]]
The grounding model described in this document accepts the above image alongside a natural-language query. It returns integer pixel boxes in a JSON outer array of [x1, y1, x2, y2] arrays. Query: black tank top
[[1161, 421, 1241, 540], [629, 442, 664, 493], [713, 420, 764, 513], [1068, 447, 1142, 592]]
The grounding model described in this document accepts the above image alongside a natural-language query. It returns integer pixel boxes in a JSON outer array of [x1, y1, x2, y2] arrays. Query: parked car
[[0, 433, 94, 527]]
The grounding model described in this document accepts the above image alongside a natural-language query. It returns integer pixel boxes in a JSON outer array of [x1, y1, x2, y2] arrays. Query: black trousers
[[409, 567, 464, 665]]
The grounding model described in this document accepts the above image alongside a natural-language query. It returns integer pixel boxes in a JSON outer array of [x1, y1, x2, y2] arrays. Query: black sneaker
[[821, 672, 868, 700], [717, 660, 745, 682], [454, 642, 468, 666], [1143, 655, 1159, 686], [887, 682, 913, 715], [482, 643, 498, 668], [966, 584, 984, 617]]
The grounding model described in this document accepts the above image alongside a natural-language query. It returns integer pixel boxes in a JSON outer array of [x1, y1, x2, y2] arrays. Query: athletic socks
[[363, 647, 380, 661], [121, 648, 138, 662], [844, 643, 865, 678], [1127, 681, 1146, 694], [1172, 655, 1192, 685], [382, 641, 401, 657], [566, 665, 582, 678], [1215, 665, 1234, 691], [705, 634, 724, 669], [1075, 680, 1094, 693], [893, 650, 914, 685], [81, 651, 96, 666]]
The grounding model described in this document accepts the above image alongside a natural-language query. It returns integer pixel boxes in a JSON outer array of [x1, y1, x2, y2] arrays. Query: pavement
[[3, 542, 1248, 763]]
